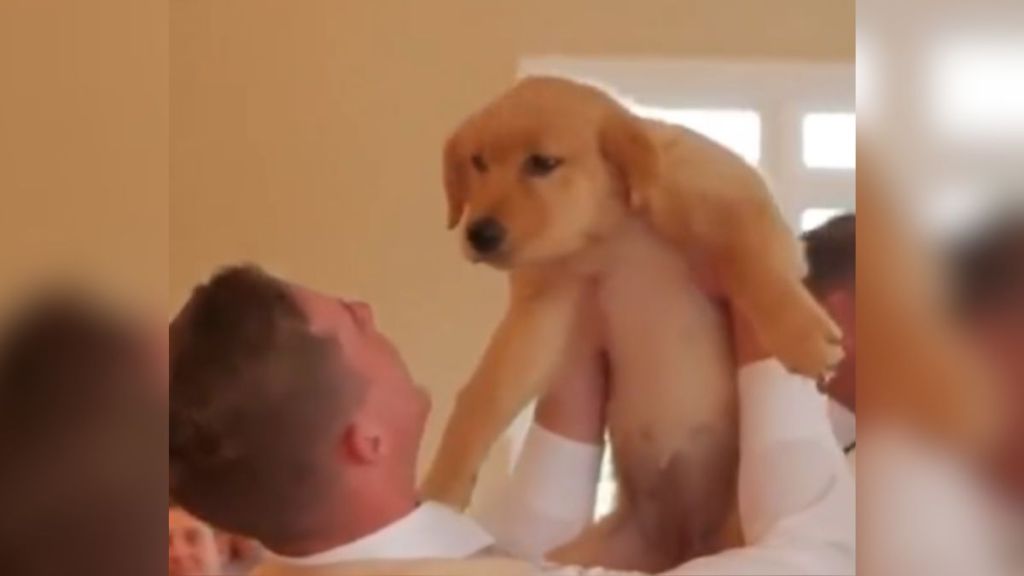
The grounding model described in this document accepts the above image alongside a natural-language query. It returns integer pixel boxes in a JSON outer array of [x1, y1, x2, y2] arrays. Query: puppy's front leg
[[645, 164, 843, 378], [420, 273, 585, 510], [710, 193, 845, 379]]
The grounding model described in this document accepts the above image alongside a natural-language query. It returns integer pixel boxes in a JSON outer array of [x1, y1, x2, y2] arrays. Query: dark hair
[[0, 291, 165, 575], [954, 213, 1024, 316], [169, 265, 362, 545], [803, 213, 856, 295]]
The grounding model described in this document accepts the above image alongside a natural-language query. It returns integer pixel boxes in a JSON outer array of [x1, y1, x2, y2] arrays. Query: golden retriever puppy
[[421, 76, 842, 571]]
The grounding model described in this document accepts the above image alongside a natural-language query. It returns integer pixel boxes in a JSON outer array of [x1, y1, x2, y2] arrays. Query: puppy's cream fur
[[422, 77, 841, 571]]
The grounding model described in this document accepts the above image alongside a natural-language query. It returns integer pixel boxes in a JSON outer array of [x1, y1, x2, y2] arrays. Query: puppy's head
[[443, 76, 659, 268]]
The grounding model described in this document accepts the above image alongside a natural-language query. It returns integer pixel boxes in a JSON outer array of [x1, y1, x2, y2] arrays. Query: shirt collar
[[267, 501, 494, 567]]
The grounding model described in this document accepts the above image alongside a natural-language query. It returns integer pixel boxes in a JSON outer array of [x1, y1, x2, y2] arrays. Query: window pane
[[631, 105, 762, 165], [594, 446, 617, 520], [857, 37, 877, 117], [802, 112, 856, 169], [929, 41, 1024, 139], [801, 207, 845, 232]]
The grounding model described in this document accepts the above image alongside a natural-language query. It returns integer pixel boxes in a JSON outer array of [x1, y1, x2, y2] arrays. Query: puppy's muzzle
[[466, 217, 506, 256]]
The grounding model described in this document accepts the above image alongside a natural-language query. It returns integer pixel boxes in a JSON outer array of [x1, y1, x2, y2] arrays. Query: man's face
[[820, 287, 856, 410], [971, 310, 1024, 499], [168, 507, 221, 576], [289, 284, 432, 475]]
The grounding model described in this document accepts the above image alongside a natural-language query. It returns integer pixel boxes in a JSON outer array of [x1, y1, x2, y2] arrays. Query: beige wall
[[170, 0, 854, 497], [0, 0, 168, 317]]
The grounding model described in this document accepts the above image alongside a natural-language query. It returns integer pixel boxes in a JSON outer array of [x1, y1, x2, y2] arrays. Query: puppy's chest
[[585, 219, 733, 437], [591, 220, 698, 342]]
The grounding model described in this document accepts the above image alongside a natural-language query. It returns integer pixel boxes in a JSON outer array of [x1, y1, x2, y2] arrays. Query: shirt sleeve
[[478, 423, 604, 562], [542, 360, 856, 576], [667, 359, 856, 575]]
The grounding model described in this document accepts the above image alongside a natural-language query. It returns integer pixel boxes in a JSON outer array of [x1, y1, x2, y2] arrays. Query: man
[[0, 292, 166, 576], [950, 213, 1024, 572], [169, 266, 607, 570], [953, 214, 1024, 504], [802, 214, 856, 457], [170, 265, 854, 575]]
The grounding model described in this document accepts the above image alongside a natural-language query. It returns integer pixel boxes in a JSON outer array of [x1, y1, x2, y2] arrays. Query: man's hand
[[533, 347, 609, 446]]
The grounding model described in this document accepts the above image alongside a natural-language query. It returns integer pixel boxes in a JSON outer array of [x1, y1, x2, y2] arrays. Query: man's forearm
[[532, 354, 608, 446], [478, 423, 604, 561]]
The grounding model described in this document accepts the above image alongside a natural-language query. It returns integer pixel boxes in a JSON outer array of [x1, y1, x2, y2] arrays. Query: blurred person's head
[[169, 265, 431, 555], [168, 504, 221, 575], [954, 213, 1024, 499], [0, 290, 165, 575], [856, 147, 1000, 459], [804, 213, 856, 410]]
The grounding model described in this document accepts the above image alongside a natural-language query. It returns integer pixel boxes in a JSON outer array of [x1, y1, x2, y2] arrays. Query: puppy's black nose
[[467, 218, 506, 255]]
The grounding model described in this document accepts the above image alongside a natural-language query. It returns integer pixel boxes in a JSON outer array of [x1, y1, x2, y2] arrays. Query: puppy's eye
[[523, 153, 563, 177], [470, 154, 488, 173]]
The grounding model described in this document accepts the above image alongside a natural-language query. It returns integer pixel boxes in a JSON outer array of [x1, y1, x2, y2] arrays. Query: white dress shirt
[[859, 426, 1010, 576], [478, 423, 605, 560], [828, 399, 856, 471], [261, 427, 603, 573], [266, 502, 494, 566], [261, 359, 855, 575]]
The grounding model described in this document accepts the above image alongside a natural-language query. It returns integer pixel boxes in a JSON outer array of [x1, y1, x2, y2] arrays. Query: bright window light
[[630, 105, 762, 165], [594, 443, 617, 520], [929, 40, 1024, 139], [857, 36, 878, 121], [921, 185, 993, 238], [801, 207, 845, 232], [802, 112, 856, 169]]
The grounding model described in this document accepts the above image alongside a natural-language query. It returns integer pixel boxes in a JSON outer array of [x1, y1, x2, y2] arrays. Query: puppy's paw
[[760, 302, 844, 379], [419, 470, 477, 511]]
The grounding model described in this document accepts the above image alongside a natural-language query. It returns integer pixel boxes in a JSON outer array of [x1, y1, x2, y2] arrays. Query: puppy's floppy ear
[[600, 111, 659, 210], [443, 130, 468, 230]]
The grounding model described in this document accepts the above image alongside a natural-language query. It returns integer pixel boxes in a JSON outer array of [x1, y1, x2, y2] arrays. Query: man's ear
[[443, 130, 468, 230], [822, 290, 855, 346], [339, 420, 385, 465], [599, 110, 659, 210]]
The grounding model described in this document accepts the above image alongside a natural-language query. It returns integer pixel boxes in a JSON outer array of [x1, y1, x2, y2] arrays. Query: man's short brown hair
[[954, 213, 1024, 316], [169, 265, 363, 545], [803, 213, 856, 296]]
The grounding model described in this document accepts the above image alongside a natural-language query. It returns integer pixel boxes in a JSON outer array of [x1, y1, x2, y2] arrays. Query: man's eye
[[471, 154, 487, 173], [523, 153, 563, 177]]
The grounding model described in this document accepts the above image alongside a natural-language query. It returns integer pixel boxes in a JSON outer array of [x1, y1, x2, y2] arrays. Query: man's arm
[[661, 359, 855, 575], [541, 359, 854, 576], [543, 310, 854, 576], [477, 348, 608, 561], [485, 295, 853, 574], [659, 308, 854, 575]]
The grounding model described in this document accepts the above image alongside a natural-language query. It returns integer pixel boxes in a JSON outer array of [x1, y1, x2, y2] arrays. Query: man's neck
[[268, 486, 418, 558], [827, 369, 856, 414]]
